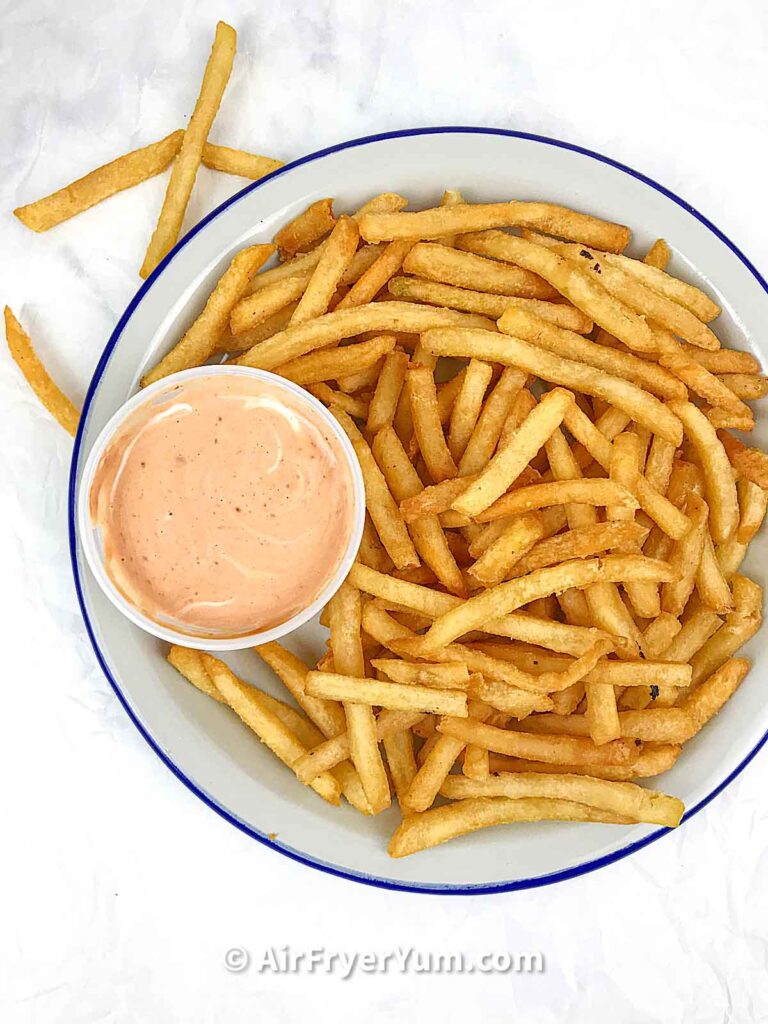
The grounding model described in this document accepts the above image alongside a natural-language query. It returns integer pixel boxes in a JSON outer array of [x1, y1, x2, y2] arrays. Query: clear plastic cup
[[77, 365, 365, 651]]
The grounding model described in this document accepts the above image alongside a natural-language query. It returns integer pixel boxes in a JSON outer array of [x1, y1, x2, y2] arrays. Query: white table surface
[[3, 1, 768, 1020]]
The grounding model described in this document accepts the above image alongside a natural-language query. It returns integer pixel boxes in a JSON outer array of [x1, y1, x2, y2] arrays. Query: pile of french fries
[[141, 191, 764, 858], [7, 20, 768, 859]]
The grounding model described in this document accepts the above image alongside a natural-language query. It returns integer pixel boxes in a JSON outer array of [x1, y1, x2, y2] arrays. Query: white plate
[[69, 127, 768, 894]]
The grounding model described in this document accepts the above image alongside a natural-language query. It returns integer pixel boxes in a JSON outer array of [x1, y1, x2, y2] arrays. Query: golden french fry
[[294, 709, 423, 783], [422, 326, 682, 444], [736, 477, 768, 544], [275, 334, 395, 386], [333, 410, 419, 571], [467, 676, 553, 717], [403, 242, 558, 299], [585, 682, 620, 745], [458, 232, 656, 352], [487, 743, 682, 780], [290, 215, 360, 325], [717, 373, 768, 400], [140, 22, 236, 277], [718, 429, 768, 490], [501, 308, 685, 400], [681, 346, 760, 373], [328, 581, 390, 813], [517, 708, 695, 744], [419, 555, 674, 650], [388, 796, 633, 856], [467, 513, 546, 586], [230, 277, 307, 335], [365, 349, 409, 434], [274, 198, 336, 259], [476, 478, 638, 522], [643, 239, 672, 271], [659, 344, 751, 414], [384, 729, 419, 805], [681, 658, 750, 734], [308, 383, 369, 419], [336, 239, 414, 309], [371, 425, 464, 595], [406, 363, 458, 481], [690, 576, 762, 684], [15, 130, 184, 232], [388, 276, 593, 333], [167, 645, 225, 703], [200, 142, 282, 179], [458, 367, 527, 476], [360, 202, 631, 252], [668, 403, 739, 542], [661, 493, 708, 617], [306, 671, 468, 717], [236, 301, 493, 370], [440, 772, 684, 827], [437, 717, 638, 766], [515, 522, 648, 576], [447, 359, 494, 461], [4, 307, 79, 436], [217, 302, 299, 354], [640, 612, 682, 660], [696, 529, 734, 614], [604, 250, 720, 322], [451, 388, 574, 516], [372, 659, 470, 688], [201, 654, 341, 805], [141, 243, 275, 385]]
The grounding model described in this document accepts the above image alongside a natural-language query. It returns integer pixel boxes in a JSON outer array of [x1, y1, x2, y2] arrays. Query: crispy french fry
[[458, 367, 527, 476], [451, 388, 574, 516], [200, 142, 282, 179], [276, 334, 395, 386], [513, 522, 648, 575], [422, 327, 682, 444], [236, 301, 493, 370], [371, 425, 464, 595], [306, 671, 468, 716], [476, 478, 638, 522], [604, 251, 720, 322], [643, 239, 672, 271], [141, 243, 275, 385], [201, 655, 341, 805], [366, 349, 409, 434], [717, 373, 768, 400], [230, 277, 308, 335], [274, 198, 336, 259], [290, 215, 360, 324], [372, 659, 470, 688], [389, 276, 593, 333], [696, 529, 734, 614], [407, 363, 458, 482], [361, 202, 630, 252], [440, 772, 684, 827], [336, 239, 414, 309], [690, 576, 762, 684], [719, 430, 768, 490], [4, 307, 79, 435], [736, 477, 768, 544], [384, 729, 419, 805], [403, 242, 558, 299], [308, 383, 369, 419], [487, 743, 681, 779], [669, 403, 739, 542], [681, 658, 750, 734], [661, 493, 708, 617], [15, 130, 185, 232], [517, 708, 695, 744], [447, 359, 494, 461], [140, 22, 236, 277], [467, 513, 546, 586]]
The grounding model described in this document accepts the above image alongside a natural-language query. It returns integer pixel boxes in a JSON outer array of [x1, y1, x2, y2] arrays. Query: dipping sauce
[[89, 372, 357, 637]]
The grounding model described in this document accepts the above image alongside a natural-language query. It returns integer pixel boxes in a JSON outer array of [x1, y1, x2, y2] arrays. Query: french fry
[[418, 555, 674, 650], [695, 529, 734, 614], [403, 242, 558, 299], [290, 215, 360, 324], [476, 478, 638, 522], [437, 717, 639, 766], [516, 708, 695, 744], [14, 130, 185, 232], [440, 772, 684, 827], [682, 346, 760, 374], [389, 796, 632, 856], [388, 276, 593, 333], [4, 307, 79, 436], [230, 277, 308, 335], [457, 367, 527, 476], [499, 308, 685, 400], [422, 327, 682, 444], [360, 202, 631, 252], [661, 493, 708, 617], [447, 359, 494, 461], [736, 478, 768, 544], [717, 373, 768, 400], [336, 239, 414, 309], [200, 143, 282, 179], [704, 405, 755, 432], [306, 671, 468, 717], [294, 709, 423, 783], [371, 426, 464, 594], [201, 655, 341, 805], [217, 302, 299, 354], [458, 232, 656, 352], [328, 581, 390, 813], [406, 363, 458, 481], [168, 645, 225, 703], [308, 383, 369, 419], [372, 659, 470, 688], [451, 387, 574, 516], [333, 410, 418, 571], [276, 334, 395, 386], [659, 344, 751, 413], [140, 22, 236, 277], [487, 743, 682, 780], [603, 251, 720, 322], [236, 301, 494, 370], [274, 198, 336, 259], [681, 658, 750, 735], [585, 681, 621, 744], [366, 349, 409, 434], [643, 239, 672, 271], [383, 729, 419, 805], [690, 576, 762, 684], [640, 612, 682, 659], [529, 236, 720, 350], [718, 430, 768, 490], [669, 403, 739, 542], [513, 522, 648, 575], [467, 676, 554, 717], [141, 243, 275, 385], [467, 513, 546, 586]]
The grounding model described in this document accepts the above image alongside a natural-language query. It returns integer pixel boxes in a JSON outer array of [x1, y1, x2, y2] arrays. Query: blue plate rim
[[68, 125, 768, 895]]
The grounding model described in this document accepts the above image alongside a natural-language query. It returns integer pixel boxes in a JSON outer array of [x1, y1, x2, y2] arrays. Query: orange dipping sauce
[[89, 372, 357, 637]]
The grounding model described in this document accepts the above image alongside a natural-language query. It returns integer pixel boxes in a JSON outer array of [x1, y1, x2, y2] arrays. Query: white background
[[3, 1, 768, 1020]]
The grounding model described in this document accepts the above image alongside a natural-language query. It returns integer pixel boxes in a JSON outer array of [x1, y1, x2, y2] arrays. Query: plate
[[69, 127, 768, 894]]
